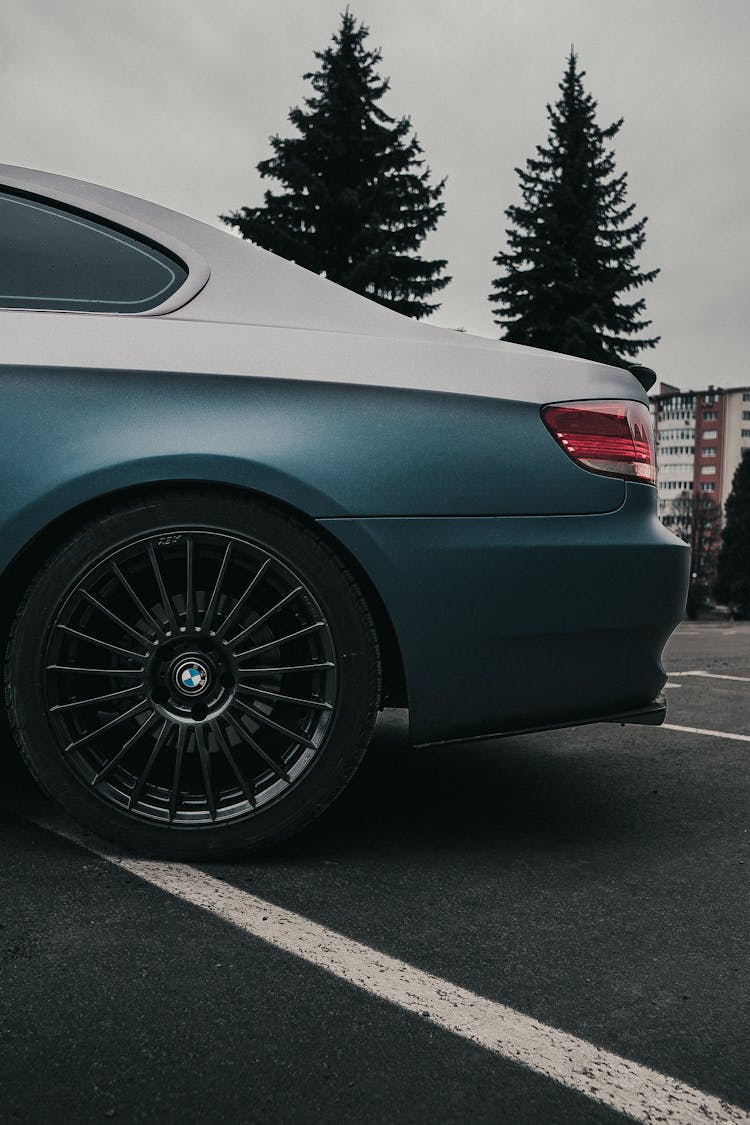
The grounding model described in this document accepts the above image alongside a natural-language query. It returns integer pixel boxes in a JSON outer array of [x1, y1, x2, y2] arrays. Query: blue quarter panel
[[0, 366, 687, 747], [0, 366, 624, 576], [320, 484, 690, 744]]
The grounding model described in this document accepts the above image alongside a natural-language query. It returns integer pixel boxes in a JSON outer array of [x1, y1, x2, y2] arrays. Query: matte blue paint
[[321, 483, 689, 743], [0, 364, 688, 745], [0, 365, 624, 568]]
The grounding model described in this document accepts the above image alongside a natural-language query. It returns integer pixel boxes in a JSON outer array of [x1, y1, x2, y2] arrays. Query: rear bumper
[[320, 483, 689, 745]]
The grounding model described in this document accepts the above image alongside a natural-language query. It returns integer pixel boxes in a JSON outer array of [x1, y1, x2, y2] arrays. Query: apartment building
[[651, 385, 696, 531], [722, 388, 750, 508], [651, 382, 750, 540]]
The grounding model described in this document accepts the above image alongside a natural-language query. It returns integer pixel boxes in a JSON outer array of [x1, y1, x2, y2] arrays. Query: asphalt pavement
[[1, 621, 748, 1124]]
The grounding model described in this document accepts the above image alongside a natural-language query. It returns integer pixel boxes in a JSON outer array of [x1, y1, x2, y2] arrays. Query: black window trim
[[0, 180, 210, 317]]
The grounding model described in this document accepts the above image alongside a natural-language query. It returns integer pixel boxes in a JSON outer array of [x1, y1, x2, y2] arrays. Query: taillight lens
[[541, 400, 656, 485]]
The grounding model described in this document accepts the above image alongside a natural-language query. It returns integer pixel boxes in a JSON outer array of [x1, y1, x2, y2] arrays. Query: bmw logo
[[174, 658, 210, 696]]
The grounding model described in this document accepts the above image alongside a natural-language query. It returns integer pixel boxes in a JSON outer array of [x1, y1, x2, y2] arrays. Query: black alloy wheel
[[6, 492, 380, 857]]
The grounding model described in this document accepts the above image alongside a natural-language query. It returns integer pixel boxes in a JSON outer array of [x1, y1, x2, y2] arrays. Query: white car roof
[[0, 164, 645, 406], [0, 163, 446, 340]]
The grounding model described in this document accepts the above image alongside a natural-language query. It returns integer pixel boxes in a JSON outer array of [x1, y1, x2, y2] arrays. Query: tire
[[6, 490, 381, 859]]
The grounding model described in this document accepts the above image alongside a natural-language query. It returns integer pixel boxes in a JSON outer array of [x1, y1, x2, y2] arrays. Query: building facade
[[722, 388, 750, 509], [651, 383, 750, 592], [652, 385, 696, 533]]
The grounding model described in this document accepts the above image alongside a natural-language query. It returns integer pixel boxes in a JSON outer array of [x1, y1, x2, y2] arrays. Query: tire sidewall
[[7, 492, 379, 857]]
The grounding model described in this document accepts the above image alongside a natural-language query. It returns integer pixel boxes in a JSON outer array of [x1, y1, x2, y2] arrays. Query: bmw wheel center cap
[[174, 657, 211, 696]]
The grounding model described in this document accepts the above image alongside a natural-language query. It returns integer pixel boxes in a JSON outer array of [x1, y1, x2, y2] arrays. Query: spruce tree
[[489, 51, 658, 366], [222, 10, 449, 319], [715, 450, 750, 617]]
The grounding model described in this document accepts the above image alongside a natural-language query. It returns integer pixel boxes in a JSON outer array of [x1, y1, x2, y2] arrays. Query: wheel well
[[0, 480, 408, 710]]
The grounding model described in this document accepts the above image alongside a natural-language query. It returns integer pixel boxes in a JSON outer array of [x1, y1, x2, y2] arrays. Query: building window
[[701, 448, 716, 457], [700, 482, 715, 492], [703, 429, 717, 439], [703, 411, 718, 420], [742, 429, 750, 438], [743, 393, 750, 401], [743, 412, 750, 421], [701, 465, 716, 475]]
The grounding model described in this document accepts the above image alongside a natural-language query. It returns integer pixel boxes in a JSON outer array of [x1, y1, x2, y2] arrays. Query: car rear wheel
[[5, 491, 380, 858]]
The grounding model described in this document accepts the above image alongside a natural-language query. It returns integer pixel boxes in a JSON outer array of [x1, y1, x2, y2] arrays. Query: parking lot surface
[[2, 622, 749, 1124]]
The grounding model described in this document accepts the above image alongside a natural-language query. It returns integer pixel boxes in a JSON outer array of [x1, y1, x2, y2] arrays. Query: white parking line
[[27, 813, 750, 1125], [662, 723, 750, 743], [668, 671, 750, 683]]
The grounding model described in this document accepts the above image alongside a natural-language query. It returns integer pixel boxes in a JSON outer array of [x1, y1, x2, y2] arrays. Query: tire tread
[[4, 488, 382, 857]]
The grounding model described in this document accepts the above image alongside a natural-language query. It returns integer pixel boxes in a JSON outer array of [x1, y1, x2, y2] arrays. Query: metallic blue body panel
[[0, 366, 688, 746], [0, 366, 624, 577], [320, 484, 689, 744]]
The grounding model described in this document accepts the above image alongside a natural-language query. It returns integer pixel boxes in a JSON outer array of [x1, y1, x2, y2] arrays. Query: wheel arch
[[0, 479, 408, 718]]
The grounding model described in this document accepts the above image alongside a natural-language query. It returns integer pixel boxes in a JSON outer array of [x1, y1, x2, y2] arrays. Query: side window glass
[[0, 190, 187, 312]]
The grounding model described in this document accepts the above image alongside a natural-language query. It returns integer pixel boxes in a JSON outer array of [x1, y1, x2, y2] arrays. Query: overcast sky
[[1, 0, 748, 390]]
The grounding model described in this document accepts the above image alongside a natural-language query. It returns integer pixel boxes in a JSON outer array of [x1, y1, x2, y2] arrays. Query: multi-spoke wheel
[[6, 492, 380, 857]]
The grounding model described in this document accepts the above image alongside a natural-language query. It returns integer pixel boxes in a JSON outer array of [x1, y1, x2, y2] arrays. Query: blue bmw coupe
[[0, 165, 689, 856]]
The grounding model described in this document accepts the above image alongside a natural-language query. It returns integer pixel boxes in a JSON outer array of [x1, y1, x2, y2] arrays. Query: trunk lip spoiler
[[629, 364, 657, 392]]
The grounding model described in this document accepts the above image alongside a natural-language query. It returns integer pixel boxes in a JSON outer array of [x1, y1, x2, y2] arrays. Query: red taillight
[[541, 400, 656, 485]]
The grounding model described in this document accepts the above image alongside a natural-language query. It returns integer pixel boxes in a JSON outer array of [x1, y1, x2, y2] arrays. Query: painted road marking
[[26, 812, 750, 1125], [662, 723, 750, 743], [668, 671, 750, 683]]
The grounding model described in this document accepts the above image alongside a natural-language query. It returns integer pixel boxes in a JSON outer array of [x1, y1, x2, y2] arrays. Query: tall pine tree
[[489, 51, 658, 366], [715, 450, 750, 617], [222, 10, 449, 319]]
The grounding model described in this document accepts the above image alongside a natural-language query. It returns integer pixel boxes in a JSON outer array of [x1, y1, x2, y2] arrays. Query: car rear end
[[318, 365, 690, 746]]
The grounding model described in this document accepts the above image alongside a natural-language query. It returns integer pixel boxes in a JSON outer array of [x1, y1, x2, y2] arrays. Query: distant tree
[[715, 451, 750, 617], [664, 491, 692, 543], [686, 490, 721, 618], [222, 9, 449, 319], [489, 50, 659, 366]]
